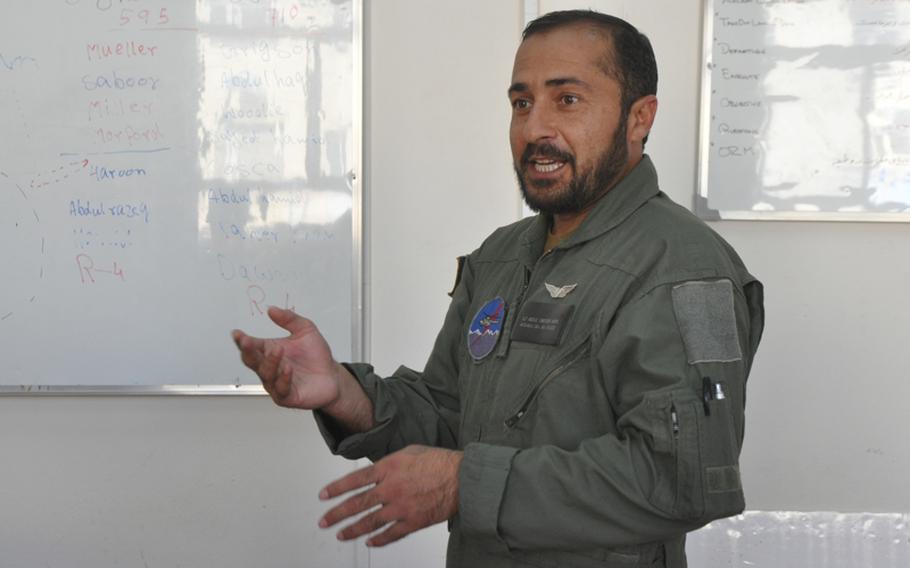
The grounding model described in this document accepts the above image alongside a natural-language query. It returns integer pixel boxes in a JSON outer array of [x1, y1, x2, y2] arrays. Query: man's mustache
[[521, 143, 575, 166]]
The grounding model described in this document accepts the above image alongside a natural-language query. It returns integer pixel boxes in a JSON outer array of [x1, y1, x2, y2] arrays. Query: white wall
[[0, 397, 359, 568], [363, 1, 522, 565], [2, 1, 909, 567]]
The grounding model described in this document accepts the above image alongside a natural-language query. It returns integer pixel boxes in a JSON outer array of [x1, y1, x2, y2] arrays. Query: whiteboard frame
[[695, 0, 910, 223], [0, 0, 364, 396]]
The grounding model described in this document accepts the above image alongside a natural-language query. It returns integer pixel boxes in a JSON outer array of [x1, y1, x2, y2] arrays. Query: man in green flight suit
[[232, 10, 764, 568]]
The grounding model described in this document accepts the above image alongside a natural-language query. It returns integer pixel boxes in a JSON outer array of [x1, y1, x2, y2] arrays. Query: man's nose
[[523, 105, 558, 142]]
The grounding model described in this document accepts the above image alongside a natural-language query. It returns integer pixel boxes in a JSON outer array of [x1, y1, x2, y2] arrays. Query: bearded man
[[233, 10, 764, 568]]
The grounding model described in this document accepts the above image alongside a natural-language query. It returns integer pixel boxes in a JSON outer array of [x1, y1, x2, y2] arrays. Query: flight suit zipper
[[670, 403, 680, 438], [496, 249, 552, 358], [504, 338, 591, 428]]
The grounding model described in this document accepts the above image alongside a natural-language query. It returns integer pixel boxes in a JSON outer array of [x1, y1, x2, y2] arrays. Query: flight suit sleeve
[[313, 256, 475, 462], [459, 277, 764, 550]]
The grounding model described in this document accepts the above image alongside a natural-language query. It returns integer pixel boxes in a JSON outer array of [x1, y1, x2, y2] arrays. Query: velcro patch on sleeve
[[705, 465, 743, 493], [671, 279, 743, 364]]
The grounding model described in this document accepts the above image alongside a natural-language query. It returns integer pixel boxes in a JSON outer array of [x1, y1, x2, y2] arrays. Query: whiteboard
[[0, 0, 362, 393], [697, 0, 910, 221]]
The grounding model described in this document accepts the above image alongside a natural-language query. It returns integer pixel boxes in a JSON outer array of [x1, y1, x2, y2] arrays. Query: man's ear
[[626, 95, 658, 147]]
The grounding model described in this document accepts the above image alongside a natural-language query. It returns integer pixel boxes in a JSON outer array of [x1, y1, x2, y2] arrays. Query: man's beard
[[515, 121, 629, 215]]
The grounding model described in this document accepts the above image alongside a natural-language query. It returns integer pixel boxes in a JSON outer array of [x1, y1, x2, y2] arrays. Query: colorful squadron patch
[[467, 297, 506, 361]]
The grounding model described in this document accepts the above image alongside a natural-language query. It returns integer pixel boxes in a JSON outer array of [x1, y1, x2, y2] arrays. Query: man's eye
[[512, 99, 531, 110], [561, 95, 579, 105]]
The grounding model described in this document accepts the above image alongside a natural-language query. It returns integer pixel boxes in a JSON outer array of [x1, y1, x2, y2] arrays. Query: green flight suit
[[317, 155, 765, 568]]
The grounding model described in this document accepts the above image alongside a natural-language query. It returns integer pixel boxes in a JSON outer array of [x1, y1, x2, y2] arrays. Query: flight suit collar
[[518, 154, 661, 269], [518, 213, 550, 270]]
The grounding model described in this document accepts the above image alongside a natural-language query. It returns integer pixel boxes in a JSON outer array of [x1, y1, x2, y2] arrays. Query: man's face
[[509, 25, 630, 215]]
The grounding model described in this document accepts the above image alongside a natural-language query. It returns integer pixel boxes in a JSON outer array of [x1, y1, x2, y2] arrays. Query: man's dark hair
[[523, 10, 658, 142]]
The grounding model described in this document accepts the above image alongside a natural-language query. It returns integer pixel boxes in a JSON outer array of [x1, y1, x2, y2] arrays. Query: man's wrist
[[321, 362, 376, 434], [446, 449, 464, 516]]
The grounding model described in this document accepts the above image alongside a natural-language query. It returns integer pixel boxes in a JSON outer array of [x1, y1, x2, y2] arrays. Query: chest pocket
[[503, 337, 591, 428], [495, 334, 616, 450]]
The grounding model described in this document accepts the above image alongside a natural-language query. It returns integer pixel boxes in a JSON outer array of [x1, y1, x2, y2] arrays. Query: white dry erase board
[[0, 0, 362, 394], [697, 0, 910, 221]]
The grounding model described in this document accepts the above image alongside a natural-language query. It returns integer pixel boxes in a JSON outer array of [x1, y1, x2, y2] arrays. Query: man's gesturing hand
[[319, 445, 463, 547], [232, 306, 343, 410]]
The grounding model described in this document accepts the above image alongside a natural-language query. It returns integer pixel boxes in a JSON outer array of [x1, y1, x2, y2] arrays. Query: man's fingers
[[257, 345, 283, 387], [366, 520, 413, 547], [320, 488, 384, 529], [238, 332, 266, 352], [267, 306, 315, 336], [335, 508, 394, 541], [236, 333, 265, 356], [234, 333, 265, 370], [239, 349, 261, 373], [316, 447, 461, 547], [320, 464, 379, 501], [273, 361, 294, 400]]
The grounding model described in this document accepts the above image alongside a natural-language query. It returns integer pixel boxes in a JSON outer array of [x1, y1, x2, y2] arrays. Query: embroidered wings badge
[[544, 282, 578, 299]]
